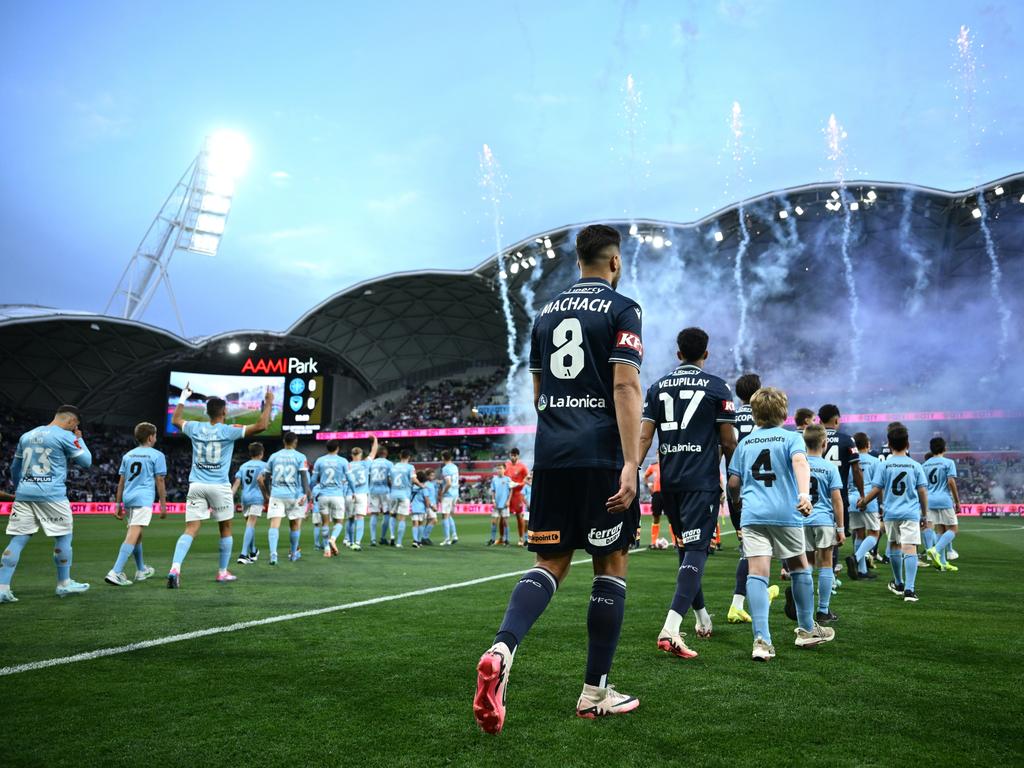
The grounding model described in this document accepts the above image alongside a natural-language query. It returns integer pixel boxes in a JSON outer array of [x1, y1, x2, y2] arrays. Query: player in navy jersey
[[105, 422, 167, 586], [638, 327, 737, 660], [167, 387, 273, 588], [922, 437, 961, 571], [1, 404, 93, 602], [818, 405, 863, 536], [475, 224, 644, 732]]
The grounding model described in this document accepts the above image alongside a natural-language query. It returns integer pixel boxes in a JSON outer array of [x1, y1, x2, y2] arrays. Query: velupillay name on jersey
[[537, 394, 607, 411], [659, 376, 711, 389], [539, 297, 614, 316]]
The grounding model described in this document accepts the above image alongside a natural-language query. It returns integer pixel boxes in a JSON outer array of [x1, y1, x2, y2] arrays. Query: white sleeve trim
[[641, 416, 656, 423]]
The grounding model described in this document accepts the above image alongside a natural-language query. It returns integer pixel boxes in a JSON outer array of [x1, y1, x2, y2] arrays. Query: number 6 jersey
[[528, 276, 643, 470]]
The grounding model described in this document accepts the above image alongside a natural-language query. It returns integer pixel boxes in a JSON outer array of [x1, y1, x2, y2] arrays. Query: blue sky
[[1, 1, 1020, 336]]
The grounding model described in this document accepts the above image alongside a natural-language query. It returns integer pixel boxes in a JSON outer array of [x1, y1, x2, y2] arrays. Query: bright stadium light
[[228, 341, 241, 354], [1019, 193, 1024, 203], [664, 240, 672, 247], [849, 202, 859, 211], [830, 190, 840, 200], [248, 341, 258, 351], [795, 206, 804, 215], [652, 235, 664, 248], [546, 248, 556, 258], [543, 237, 552, 248], [994, 185, 1004, 195], [714, 231, 724, 242], [866, 190, 877, 201], [509, 262, 520, 275], [644, 235, 653, 243], [499, 270, 508, 279], [628, 224, 638, 236], [528, 255, 537, 266], [778, 210, 788, 220], [206, 130, 252, 179], [972, 207, 982, 219]]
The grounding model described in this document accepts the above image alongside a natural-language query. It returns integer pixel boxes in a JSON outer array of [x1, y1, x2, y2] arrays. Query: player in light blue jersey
[[261, 432, 312, 564], [232, 442, 269, 564], [798, 425, 846, 624], [1, 405, 93, 601], [858, 425, 928, 602], [167, 386, 273, 588], [922, 437, 961, 571], [421, 470, 439, 544], [311, 440, 350, 557], [345, 435, 378, 551], [439, 450, 461, 546], [388, 449, 419, 547], [489, 464, 513, 546], [410, 470, 429, 547], [368, 446, 394, 547], [105, 422, 167, 586], [726, 388, 834, 661], [846, 432, 882, 581]]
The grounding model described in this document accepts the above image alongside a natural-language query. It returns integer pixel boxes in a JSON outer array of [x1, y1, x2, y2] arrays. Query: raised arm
[[171, 384, 191, 430], [244, 389, 275, 438], [607, 364, 642, 514], [366, 435, 379, 462]]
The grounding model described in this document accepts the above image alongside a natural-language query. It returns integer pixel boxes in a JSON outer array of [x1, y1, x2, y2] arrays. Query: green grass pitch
[[1, 516, 1021, 767]]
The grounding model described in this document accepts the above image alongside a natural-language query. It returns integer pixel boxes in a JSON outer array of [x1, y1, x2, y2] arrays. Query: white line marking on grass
[[1, 544, 664, 677]]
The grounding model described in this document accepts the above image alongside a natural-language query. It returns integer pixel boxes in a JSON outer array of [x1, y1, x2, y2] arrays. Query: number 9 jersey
[[528, 276, 643, 470]]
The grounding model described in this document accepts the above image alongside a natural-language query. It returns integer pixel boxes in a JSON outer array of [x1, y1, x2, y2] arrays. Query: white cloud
[[366, 190, 419, 214]]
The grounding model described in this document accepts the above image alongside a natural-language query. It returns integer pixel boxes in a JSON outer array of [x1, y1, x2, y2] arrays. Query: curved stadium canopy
[[1, 173, 1021, 424]]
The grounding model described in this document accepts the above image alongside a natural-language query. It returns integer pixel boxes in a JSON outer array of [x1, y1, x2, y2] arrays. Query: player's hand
[[856, 497, 867, 511], [264, 388, 274, 405], [298, 496, 307, 508], [181, 383, 193, 402], [954, 503, 961, 515], [797, 496, 813, 516], [74, 427, 84, 440], [114, 505, 125, 520], [836, 529, 846, 546], [160, 501, 167, 519], [607, 464, 638, 515]]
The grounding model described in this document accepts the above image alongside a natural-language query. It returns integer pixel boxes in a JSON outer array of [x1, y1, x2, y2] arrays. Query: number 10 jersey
[[528, 277, 643, 470]]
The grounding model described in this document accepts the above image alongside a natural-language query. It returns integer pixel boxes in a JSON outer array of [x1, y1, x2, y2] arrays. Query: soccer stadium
[[2, 4, 1023, 767]]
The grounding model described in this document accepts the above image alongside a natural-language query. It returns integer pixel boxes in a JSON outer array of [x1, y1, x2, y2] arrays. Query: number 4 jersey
[[642, 363, 734, 491], [528, 276, 643, 470], [728, 426, 808, 527]]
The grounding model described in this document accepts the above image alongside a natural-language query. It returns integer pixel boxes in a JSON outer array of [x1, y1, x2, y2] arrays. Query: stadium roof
[[1, 173, 1021, 423]]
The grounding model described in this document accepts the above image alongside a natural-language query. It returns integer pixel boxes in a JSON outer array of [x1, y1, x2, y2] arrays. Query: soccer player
[[106, 422, 167, 585], [389, 449, 417, 547], [421, 468, 439, 543], [858, 425, 927, 602], [311, 440, 349, 557], [438, 450, 461, 546], [1, 405, 93, 601], [794, 408, 815, 432], [369, 446, 393, 546], [505, 448, 529, 547], [345, 436, 378, 551], [644, 459, 663, 548], [410, 470, 428, 548], [727, 387, 835, 661], [727, 372, 765, 624], [845, 432, 881, 580], [922, 437, 961, 571], [262, 432, 312, 564], [474, 224, 644, 731], [168, 388, 273, 588], [798, 424, 845, 623], [818, 405, 863, 561], [233, 442, 269, 564], [489, 464, 512, 544], [637, 327, 737, 660]]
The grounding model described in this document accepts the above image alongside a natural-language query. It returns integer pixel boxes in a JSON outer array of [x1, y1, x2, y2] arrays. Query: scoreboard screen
[[165, 354, 329, 436]]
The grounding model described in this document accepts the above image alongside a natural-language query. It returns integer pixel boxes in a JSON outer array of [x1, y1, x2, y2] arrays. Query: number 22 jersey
[[528, 276, 643, 470]]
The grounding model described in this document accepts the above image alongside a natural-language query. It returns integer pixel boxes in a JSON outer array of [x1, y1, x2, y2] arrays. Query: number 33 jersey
[[528, 276, 643, 470], [119, 446, 168, 508], [642, 364, 735, 492], [727, 426, 808, 526]]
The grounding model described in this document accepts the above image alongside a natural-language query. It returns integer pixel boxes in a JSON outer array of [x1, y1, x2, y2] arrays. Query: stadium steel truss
[[1, 173, 1021, 425]]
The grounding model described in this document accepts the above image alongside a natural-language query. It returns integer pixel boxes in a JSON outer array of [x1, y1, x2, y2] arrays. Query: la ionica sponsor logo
[[660, 443, 702, 454], [537, 394, 606, 411]]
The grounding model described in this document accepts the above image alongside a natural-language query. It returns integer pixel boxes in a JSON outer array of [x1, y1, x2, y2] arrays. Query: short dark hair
[[510, 447, 520, 456], [282, 431, 298, 446], [676, 327, 709, 363], [206, 397, 227, 418], [378, 445, 388, 457], [888, 425, 910, 451], [887, 421, 904, 431], [575, 224, 620, 265], [853, 432, 870, 451], [734, 373, 761, 403], [400, 449, 412, 460], [441, 450, 451, 461], [133, 422, 157, 444], [817, 404, 841, 424], [794, 408, 815, 428], [929, 436, 946, 455], [416, 469, 427, 482], [56, 404, 80, 419], [248, 442, 264, 458], [326, 439, 340, 452]]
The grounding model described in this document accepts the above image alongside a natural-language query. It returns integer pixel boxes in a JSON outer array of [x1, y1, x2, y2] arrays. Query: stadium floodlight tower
[[105, 130, 251, 334]]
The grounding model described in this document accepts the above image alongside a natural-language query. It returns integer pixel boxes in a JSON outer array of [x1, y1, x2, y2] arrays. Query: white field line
[[1, 539, 674, 677]]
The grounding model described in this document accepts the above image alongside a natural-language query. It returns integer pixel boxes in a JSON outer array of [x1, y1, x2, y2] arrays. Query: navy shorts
[[661, 489, 720, 552], [527, 468, 641, 555], [650, 491, 664, 518]]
